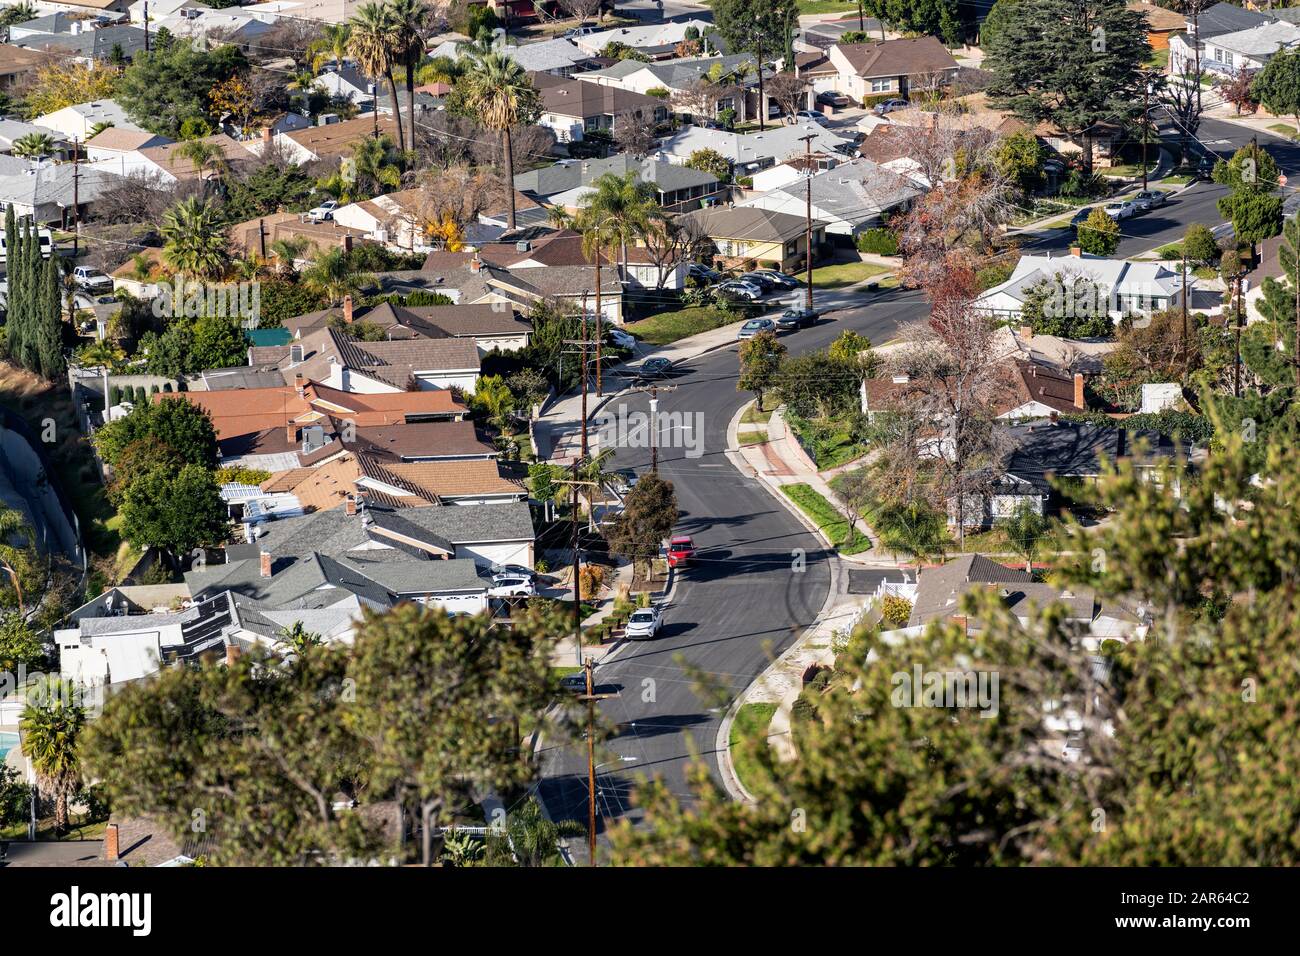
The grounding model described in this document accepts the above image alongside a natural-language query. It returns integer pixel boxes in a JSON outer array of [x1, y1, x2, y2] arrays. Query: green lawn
[[781, 482, 871, 554], [1269, 124, 1300, 141], [741, 399, 773, 426], [1146, 49, 1169, 70], [729, 702, 779, 794], [810, 260, 891, 290], [625, 305, 740, 346], [1102, 162, 1158, 178], [739, 429, 769, 445], [786, 414, 866, 470]]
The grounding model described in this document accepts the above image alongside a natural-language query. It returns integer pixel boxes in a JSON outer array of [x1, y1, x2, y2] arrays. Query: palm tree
[[472, 374, 516, 434], [20, 677, 85, 832], [440, 830, 485, 866], [0, 508, 30, 614], [461, 52, 539, 230], [490, 798, 583, 867], [351, 133, 403, 197], [579, 171, 657, 284], [301, 246, 373, 305], [160, 196, 228, 279], [11, 133, 54, 159], [269, 236, 309, 275], [874, 499, 948, 580], [170, 138, 229, 195], [389, 0, 433, 161], [277, 620, 323, 656], [287, 70, 323, 117], [0, 2, 37, 27], [349, 1, 406, 153], [577, 448, 619, 530], [309, 22, 353, 73]]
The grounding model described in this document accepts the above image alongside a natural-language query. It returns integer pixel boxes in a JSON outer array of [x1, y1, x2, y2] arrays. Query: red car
[[666, 535, 695, 568]]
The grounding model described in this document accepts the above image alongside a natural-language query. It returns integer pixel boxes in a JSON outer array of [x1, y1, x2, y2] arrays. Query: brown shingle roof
[[138, 134, 254, 181], [362, 457, 526, 501], [537, 77, 662, 119], [283, 115, 399, 160], [834, 36, 959, 79]]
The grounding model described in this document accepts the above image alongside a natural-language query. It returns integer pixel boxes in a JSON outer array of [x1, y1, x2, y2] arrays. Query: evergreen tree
[[36, 256, 65, 380], [1251, 210, 1300, 388]]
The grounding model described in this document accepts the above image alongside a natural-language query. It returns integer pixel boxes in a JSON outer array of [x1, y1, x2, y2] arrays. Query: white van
[[0, 227, 55, 264]]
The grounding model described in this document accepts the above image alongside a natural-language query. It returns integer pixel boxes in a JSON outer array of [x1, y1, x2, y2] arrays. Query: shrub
[[791, 694, 820, 724], [1183, 222, 1220, 266], [577, 563, 607, 601], [880, 594, 913, 629], [855, 227, 900, 256]]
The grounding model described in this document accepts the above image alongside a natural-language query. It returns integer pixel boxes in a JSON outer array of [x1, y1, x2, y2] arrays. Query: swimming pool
[[0, 732, 18, 765]]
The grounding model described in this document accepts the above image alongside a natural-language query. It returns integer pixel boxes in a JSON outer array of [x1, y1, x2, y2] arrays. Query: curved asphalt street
[[535, 119, 1300, 854], [537, 286, 927, 847]]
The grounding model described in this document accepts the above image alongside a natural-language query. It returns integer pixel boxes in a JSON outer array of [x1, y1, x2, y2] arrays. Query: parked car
[[307, 199, 338, 222], [775, 306, 819, 331], [624, 606, 662, 640], [1103, 200, 1137, 220], [873, 98, 910, 116], [1133, 189, 1168, 211], [637, 357, 673, 379], [751, 268, 800, 289], [1070, 206, 1095, 229], [687, 262, 722, 283], [70, 265, 113, 293], [794, 109, 830, 126], [560, 668, 595, 693], [739, 271, 778, 292], [490, 563, 537, 582], [737, 318, 776, 340], [612, 468, 640, 493], [666, 535, 695, 568], [488, 576, 535, 598], [564, 22, 599, 37], [717, 280, 762, 301], [607, 327, 637, 349], [817, 90, 851, 108]]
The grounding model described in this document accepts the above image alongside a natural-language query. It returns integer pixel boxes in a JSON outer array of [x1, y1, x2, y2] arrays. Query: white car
[[607, 328, 636, 349], [488, 576, 535, 598], [793, 109, 830, 126], [624, 606, 662, 640], [1103, 200, 1137, 220], [72, 265, 113, 293], [307, 199, 338, 222]]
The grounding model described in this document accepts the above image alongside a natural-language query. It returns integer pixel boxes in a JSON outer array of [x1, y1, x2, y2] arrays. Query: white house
[[314, 63, 377, 104], [657, 122, 855, 174], [33, 100, 143, 142], [974, 250, 1191, 323], [571, 19, 717, 58], [738, 157, 921, 238]]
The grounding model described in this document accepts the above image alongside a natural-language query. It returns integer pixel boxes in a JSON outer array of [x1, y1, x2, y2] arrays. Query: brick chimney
[[1069, 245, 1082, 258], [225, 643, 241, 666], [345, 496, 357, 517], [343, 235, 353, 253], [294, 372, 306, 396], [286, 422, 297, 445], [104, 822, 120, 862], [260, 551, 273, 578], [261, 126, 272, 144], [470, 254, 482, 274], [1018, 325, 1033, 341], [1073, 372, 1085, 410], [342, 294, 354, 324]]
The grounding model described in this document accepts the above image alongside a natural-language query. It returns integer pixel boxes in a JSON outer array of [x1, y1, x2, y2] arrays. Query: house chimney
[[286, 422, 297, 445], [104, 823, 120, 862], [470, 254, 482, 274], [1049, 410, 1059, 424], [346, 496, 357, 516], [1069, 245, 1082, 258], [343, 294, 354, 323], [262, 126, 272, 144], [294, 372, 306, 396], [260, 551, 273, 578], [1073, 372, 1085, 410], [225, 643, 241, 666], [1018, 325, 1033, 341], [343, 235, 353, 253]]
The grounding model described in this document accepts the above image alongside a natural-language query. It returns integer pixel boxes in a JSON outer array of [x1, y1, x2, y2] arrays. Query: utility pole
[[593, 248, 603, 398], [258, 217, 267, 260], [1181, 248, 1190, 375], [1234, 271, 1244, 397], [571, 459, 582, 666], [144, 0, 150, 53], [649, 385, 659, 473], [574, 657, 612, 865], [800, 133, 815, 311], [1142, 79, 1151, 192], [72, 139, 79, 256]]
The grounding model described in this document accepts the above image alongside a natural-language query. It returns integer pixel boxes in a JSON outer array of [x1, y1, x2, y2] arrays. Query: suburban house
[[261, 115, 400, 164], [0, 44, 49, 92], [514, 154, 725, 214], [1188, 20, 1300, 76], [244, 326, 483, 394], [681, 206, 826, 273], [1169, 1, 1271, 76], [83, 126, 175, 162], [656, 122, 856, 174], [902, 553, 1143, 647], [738, 157, 921, 241], [798, 16, 886, 52], [252, 499, 536, 572], [429, 36, 595, 77], [0, 162, 123, 225], [227, 213, 375, 264], [1129, 0, 1186, 51], [825, 36, 960, 103], [578, 53, 771, 123], [328, 188, 426, 250], [33, 99, 143, 141], [959, 420, 1189, 528], [85, 132, 255, 184], [153, 9, 275, 50], [280, 297, 533, 354], [314, 63, 378, 105], [974, 250, 1192, 323], [9, 21, 148, 65], [0, 118, 65, 156], [571, 19, 719, 58], [532, 73, 668, 144], [861, 359, 1088, 422]]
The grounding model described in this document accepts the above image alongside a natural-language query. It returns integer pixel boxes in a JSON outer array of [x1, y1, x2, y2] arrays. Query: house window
[[869, 78, 891, 93], [717, 96, 735, 112], [585, 116, 601, 131], [785, 240, 797, 256]]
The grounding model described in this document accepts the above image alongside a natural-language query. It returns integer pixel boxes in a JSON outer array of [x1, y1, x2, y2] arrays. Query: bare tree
[[670, 78, 729, 123], [469, 122, 556, 173], [410, 164, 504, 249], [613, 110, 659, 158], [248, 20, 327, 69], [557, 0, 603, 22], [765, 71, 808, 122], [92, 170, 198, 226], [638, 213, 710, 288]]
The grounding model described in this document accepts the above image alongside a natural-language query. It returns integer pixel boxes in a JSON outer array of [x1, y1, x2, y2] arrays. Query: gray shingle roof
[[514, 154, 718, 199]]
